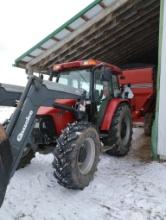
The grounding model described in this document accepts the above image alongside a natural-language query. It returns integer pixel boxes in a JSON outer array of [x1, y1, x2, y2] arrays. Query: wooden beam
[[66, 26, 74, 32], [51, 36, 60, 42], [99, 2, 107, 9], [28, 54, 36, 59], [66, 12, 159, 62], [39, 47, 47, 51], [26, 0, 128, 69], [41, 1, 159, 68], [81, 15, 90, 21]]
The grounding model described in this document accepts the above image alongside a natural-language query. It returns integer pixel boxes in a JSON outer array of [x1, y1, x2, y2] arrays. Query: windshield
[[57, 69, 91, 97]]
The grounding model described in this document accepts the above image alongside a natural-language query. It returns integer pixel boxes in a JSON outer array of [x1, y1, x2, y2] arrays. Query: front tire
[[103, 104, 132, 156], [53, 121, 101, 189]]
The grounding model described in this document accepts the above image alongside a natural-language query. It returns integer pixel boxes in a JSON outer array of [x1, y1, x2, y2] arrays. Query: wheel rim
[[77, 137, 96, 175]]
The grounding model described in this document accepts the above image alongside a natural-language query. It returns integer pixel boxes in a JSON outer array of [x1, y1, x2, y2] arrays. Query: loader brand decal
[[17, 110, 33, 142]]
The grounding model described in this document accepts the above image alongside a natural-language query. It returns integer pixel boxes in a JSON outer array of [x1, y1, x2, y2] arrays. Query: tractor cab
[[48, 59, 122, 124]]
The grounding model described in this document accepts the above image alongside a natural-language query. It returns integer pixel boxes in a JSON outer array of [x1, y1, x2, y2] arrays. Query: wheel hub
[[78, 146, 87, 163], [77, 137, 96, 175]]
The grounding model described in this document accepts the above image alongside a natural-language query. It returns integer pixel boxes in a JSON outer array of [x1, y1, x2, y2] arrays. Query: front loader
[[0, 60, 132, 207], [0, 76, 85, 207]]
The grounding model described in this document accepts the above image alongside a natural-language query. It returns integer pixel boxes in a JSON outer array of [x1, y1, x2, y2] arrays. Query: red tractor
[[0, 59, 133, 206]]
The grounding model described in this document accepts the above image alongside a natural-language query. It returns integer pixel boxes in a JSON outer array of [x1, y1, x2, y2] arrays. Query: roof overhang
[[15, 0, 160, 74]]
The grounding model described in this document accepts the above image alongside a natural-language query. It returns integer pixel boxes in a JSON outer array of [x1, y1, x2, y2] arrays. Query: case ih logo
[[17, 110, 33, 142]]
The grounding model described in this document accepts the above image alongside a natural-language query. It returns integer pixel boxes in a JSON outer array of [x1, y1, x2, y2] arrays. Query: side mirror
[[101, 67, 113, 81]]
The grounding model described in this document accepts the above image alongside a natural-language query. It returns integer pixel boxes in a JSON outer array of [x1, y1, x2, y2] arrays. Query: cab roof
[[52, 59, 122, 75]]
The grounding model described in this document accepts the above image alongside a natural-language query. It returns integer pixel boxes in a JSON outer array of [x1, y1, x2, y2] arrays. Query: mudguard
[[100, 98, 129, 131]]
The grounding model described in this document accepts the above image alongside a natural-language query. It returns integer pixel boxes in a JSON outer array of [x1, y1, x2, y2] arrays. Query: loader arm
[[0, 76, 84, 207]]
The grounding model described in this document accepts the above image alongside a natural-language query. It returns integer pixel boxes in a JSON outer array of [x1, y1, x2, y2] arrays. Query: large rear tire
[[53, 121, 101, 189], [103, 104, 132, 156]]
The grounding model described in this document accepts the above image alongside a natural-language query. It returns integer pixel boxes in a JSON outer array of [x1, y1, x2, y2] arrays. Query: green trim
[[151, 0, 164, 160], [15, 0, 102, 65]]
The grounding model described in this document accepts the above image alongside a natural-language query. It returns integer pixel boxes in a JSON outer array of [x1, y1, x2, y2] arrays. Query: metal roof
[[15, 0, 160, 73]]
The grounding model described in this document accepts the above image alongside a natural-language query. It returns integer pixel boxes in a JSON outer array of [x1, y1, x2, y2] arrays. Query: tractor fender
[[100, 98, 130, 131]]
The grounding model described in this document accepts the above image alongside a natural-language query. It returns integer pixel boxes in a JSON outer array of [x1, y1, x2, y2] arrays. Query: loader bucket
[[0, 124, 13, 207]]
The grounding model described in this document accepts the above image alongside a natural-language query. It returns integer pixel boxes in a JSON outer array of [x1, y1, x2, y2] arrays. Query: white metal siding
[[158, 0, 166, 157]]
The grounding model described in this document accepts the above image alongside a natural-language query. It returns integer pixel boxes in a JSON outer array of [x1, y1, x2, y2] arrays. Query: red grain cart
[[120, 66, 156, 135]]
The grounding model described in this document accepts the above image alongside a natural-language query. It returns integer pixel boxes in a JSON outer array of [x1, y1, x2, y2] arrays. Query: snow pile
[[0, 108, 166, 219]]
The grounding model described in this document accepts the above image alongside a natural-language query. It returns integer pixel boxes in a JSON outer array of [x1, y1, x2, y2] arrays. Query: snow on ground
[[0, 107, 15, 123], [0, 108, 166, 220]]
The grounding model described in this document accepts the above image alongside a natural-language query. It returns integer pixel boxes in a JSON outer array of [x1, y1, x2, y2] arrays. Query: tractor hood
[[37, 99, 76, 115]]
